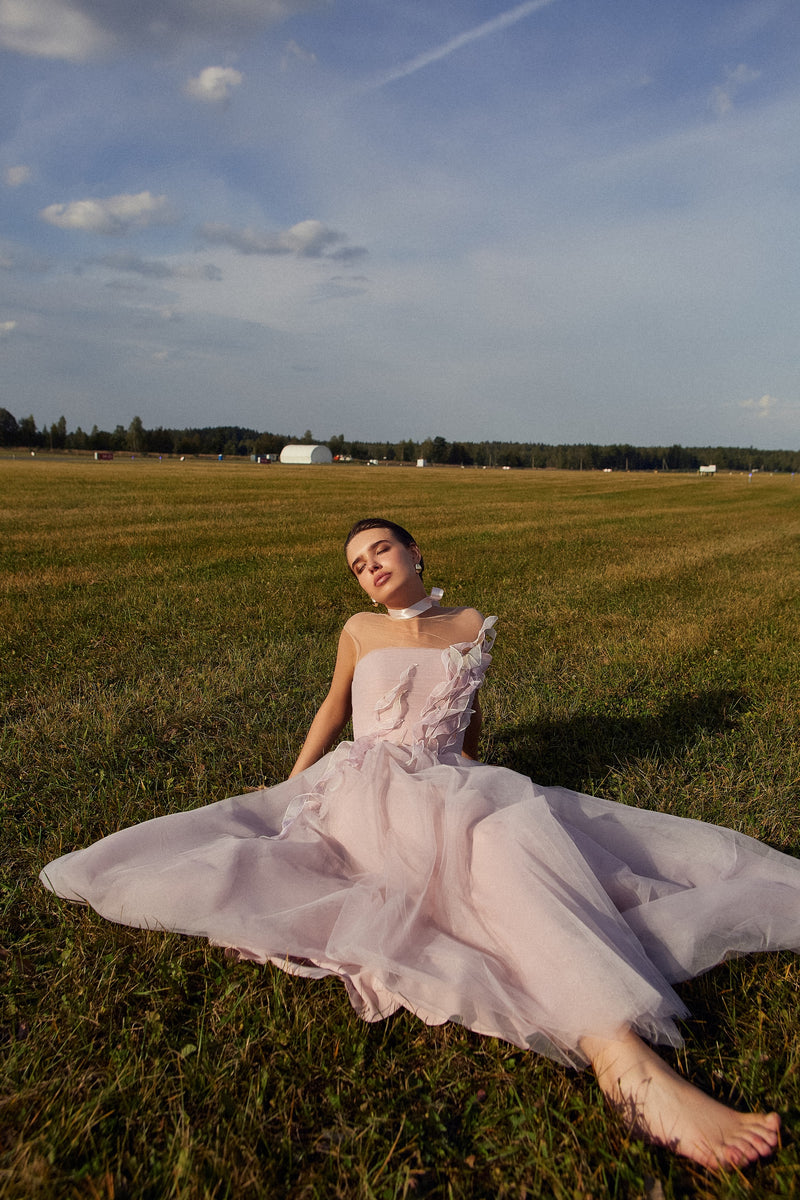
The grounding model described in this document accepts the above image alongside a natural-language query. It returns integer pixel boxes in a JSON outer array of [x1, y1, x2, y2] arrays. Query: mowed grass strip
[[2, 458, 800, 1199]]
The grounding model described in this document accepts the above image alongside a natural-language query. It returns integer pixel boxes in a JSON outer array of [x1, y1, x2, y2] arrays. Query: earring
[[415, 563, 422, 573], [371, 597, 379, 606]]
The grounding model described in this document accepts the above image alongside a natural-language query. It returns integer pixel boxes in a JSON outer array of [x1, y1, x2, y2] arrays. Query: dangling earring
[[371, 597, 379, 605], [415, 563, 422, 573]]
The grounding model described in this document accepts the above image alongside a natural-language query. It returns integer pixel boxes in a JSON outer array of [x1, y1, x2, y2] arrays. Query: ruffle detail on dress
[[411, 616, 497, 760], [374, 664, 417, 730]]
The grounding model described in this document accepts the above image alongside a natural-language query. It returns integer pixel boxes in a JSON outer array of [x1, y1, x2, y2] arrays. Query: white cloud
[[740, 393, 780, 418], [4, 164, 33, 187], [0, 319, 17, 336], [198, 218, 366, 260], [40, 191, 176, 235], [0, 0, 113, 61], [285, 219, 341, 256], [185, 66, 244, 104], [712, 63, 761, 117], [0, 0, 323, 60]]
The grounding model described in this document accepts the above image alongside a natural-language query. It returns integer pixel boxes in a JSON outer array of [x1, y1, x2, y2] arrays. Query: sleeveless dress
[[39, 608, 800, 1068]]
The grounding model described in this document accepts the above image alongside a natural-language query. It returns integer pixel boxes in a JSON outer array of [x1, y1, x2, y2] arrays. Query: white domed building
[[279, 444, 333, 465]]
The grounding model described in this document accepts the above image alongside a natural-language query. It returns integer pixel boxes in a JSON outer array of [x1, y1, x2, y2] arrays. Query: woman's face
[[346, 527, 423, 606]]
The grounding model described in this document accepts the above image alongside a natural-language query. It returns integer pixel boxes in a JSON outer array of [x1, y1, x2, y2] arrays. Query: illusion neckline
[[385, 587, 444, 620]]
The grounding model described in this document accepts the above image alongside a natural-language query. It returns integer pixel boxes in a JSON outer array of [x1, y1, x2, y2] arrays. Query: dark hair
[[344, 518, 423, 576]]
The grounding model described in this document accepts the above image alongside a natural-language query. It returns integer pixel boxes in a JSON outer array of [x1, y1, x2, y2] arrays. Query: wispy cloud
[[4, 165, 33, 187], [198, 219, 367, 261], [282, 39, 317, 71], [362, 0, 559, 91], [711, 63, 761, 117], [740, 393, 780, 418], [0, 241, 50, 273], [93, 252, 222, 281]]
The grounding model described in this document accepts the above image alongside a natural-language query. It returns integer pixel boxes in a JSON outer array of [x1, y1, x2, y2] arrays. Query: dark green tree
[[0, 407, 19, 445], [254, 431, 284, 456], [18, 414, 39, 447], [48, 415, 67, 450], [448, 442, 472, 466], [430, 435, 449, 463], [126, 415, 145, 453], [88, 425, 112, 451]]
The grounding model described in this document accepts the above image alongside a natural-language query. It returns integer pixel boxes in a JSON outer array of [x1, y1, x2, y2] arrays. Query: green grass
[[2, 457, 800, 1198]]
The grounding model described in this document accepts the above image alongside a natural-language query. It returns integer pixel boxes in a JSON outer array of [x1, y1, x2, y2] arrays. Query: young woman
[[41, 518, 797, 1169]]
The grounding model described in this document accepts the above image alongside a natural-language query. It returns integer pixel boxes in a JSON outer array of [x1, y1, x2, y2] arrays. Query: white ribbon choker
[[386, 587, 444, 620]]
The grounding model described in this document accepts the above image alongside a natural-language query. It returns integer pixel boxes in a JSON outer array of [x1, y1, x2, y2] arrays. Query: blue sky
[[1, 0, 798, 447]]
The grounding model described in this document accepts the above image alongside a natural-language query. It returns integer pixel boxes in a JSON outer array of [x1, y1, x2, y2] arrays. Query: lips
[[373, 572, 391, 587]]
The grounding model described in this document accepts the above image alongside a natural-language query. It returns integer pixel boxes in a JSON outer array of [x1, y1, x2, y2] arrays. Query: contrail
[[363, 0, 559, 91]]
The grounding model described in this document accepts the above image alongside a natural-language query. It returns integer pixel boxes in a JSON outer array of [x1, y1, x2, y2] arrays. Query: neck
[[385, 587, 444, 620]]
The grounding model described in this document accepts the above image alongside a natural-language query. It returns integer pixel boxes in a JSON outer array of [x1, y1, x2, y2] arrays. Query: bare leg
[[582, 1029, 780, 1170]]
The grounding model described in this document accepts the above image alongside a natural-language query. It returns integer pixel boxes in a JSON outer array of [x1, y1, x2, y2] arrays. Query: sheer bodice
[[348, 610, 496, 757]]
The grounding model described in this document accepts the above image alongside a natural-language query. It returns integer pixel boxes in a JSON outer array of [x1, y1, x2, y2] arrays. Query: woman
[[41, 518, 795, 1168]]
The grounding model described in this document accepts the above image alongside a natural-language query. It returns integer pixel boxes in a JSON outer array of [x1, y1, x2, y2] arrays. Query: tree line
[[1, 408, 797, 473]]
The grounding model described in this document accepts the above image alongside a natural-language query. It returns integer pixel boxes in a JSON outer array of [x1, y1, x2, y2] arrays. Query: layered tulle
[[40, 612, 800, 1067]]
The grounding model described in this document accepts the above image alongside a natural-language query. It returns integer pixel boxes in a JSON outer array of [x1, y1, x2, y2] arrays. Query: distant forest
[[1, 408, 798, 473]]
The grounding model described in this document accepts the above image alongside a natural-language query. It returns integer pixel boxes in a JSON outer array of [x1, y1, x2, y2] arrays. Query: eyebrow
[[349, 538, 390, 569]]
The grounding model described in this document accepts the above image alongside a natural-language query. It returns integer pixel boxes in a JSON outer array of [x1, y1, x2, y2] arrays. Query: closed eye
[[351, 540, 392, 575]]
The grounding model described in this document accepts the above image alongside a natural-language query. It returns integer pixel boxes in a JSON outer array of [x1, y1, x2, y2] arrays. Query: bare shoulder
[[442, 605, 488, 639], [342, 610, 381, 636], [341, 610, 383, 657]]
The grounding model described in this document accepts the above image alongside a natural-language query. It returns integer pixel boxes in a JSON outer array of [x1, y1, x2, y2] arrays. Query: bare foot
[[582, 1031, 781, 1170]]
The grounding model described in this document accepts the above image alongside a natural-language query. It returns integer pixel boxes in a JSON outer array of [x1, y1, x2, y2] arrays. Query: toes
[[712, 1125, 780, 1170], [765, 1111, 782, 1137]]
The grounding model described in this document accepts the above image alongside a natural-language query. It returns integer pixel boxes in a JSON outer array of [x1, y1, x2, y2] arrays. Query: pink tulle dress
[[40, 607, 800, 1067]]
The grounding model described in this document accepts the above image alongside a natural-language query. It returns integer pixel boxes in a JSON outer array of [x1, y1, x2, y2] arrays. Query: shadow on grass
[[489, 688, 746, 792]]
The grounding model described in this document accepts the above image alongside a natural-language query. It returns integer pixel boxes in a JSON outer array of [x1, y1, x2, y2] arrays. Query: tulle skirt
[[40, 741, 800, 1067]]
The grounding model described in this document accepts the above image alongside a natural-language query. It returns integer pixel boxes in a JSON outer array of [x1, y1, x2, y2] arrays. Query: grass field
[[2, 457, 800, 1199]]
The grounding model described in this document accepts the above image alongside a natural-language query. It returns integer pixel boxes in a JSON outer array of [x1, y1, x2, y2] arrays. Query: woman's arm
[[461, 693, 482, 760], [289, 629, 356, 776]]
